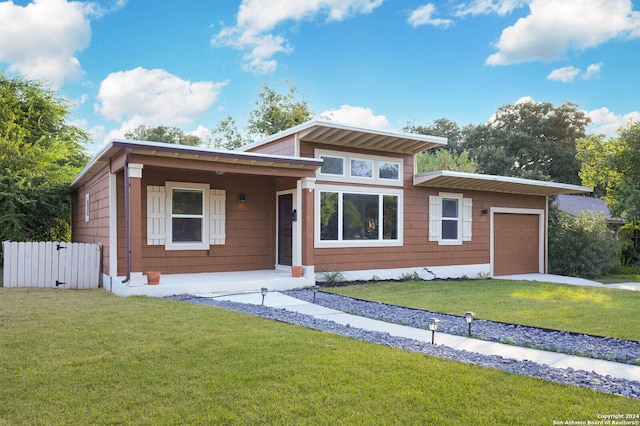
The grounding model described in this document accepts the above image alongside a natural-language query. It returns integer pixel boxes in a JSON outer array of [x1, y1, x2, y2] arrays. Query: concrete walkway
[[208, 290, 640, 383]]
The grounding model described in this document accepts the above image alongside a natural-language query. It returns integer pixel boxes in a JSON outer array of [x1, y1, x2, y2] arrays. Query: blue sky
[[1, 0, 639, 153]]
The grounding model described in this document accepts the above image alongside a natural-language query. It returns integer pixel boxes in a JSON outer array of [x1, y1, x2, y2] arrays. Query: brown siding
[[72, 165, 111, 275], [246, 135, 296, 156], [300, 140, 547, 273], [134, 169, 278, 274]]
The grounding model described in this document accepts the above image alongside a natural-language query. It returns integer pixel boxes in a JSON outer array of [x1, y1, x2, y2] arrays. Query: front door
[[278, 193, 293, 266]]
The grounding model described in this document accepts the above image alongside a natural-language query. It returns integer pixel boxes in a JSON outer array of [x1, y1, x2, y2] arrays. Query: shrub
[[549, 210, 622, 277]]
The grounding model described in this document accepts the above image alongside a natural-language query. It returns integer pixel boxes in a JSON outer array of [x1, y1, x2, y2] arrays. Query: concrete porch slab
[[106, 270, 314, 297]]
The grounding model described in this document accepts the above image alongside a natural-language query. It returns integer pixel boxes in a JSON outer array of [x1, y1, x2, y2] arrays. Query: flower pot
[[291, 266, 303, 278], [146, 271, 161, 285]]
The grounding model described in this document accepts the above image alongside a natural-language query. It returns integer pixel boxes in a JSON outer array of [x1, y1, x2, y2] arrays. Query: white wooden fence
[[2, 241, 102, 289]]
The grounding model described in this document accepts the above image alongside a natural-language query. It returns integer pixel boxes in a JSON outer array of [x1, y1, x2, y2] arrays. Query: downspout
[[122, 148, 131, 283]]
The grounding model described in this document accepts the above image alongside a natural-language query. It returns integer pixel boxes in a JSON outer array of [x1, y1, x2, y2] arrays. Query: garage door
[[494, 213, 540, 275]]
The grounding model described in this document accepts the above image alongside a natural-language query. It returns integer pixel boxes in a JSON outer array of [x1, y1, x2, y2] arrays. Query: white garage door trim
[[490, 207, 545, 277]]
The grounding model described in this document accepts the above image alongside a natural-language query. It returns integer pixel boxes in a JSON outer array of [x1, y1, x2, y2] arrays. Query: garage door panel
[[494, 213, 540, 275]]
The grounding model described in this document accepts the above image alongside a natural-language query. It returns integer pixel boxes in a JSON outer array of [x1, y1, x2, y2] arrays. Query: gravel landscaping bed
[[166, 291, 640, 400], [285, 289, 640, 366]]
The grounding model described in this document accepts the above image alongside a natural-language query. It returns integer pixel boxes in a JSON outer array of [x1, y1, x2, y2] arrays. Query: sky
[[1, 0, 640, 154]]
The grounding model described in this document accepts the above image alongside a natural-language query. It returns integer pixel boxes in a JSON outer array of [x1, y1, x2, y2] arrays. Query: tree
[[463, 100, 589, 184], [0, 73, 89, 242], [211, 116, 246, 150], [403, 118, 477, 173], [125, 124, 203, 146], [211, 79, 313, 149], [548, 209, 621, 277], [416, 149, 477, 173], [577, 122, 640, 227], [403, 118, 464, 153], [246, 80, 313, 139]]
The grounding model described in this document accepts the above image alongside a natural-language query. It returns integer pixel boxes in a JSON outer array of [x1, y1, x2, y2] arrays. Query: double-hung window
[[171, 187, 205, 245], [429, 192, 472, 245], [146, 182, 226, 251]]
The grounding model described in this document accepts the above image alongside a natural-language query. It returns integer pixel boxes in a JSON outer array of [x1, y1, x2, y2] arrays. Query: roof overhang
[[414, 170, 592, 197], [71, 139, 323, 189], [241, 119, 447, 155]]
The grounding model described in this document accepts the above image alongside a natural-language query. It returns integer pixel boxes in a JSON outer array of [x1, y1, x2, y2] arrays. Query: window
[[315, 149, 403, 187], [429, 193, 472, 245], [441, 197, 459, 240], [320, 155, 344, 176], [379, 161, 399, 180], [316, 185, 402, 247], [146, 182, 226, 250], [84, 193, 90, 223], [171, 188, 204, 244], [350, 158, 373, 178]]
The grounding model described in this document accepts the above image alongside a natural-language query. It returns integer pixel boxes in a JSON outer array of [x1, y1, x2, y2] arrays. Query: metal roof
[[71, 139, 323, 188], [241, 119, 447, 155], [414, 170, 592, 197]]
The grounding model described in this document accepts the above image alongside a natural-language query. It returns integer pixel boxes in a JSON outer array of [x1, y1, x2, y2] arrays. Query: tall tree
[[464, 100, 589, 184], [0, 73, 89, 242], [403, 118, 476, 173], [403, 118, 464, 153], [211, 79, 313, 149], [246, 80, 313, 139], [125, 124, 203, 146], [577, 122, 640, 227]]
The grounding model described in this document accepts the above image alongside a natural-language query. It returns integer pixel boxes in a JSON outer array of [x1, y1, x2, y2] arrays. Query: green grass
[[326, 280, 640, 341], [596, 273, 640, 284], [1, 288, 638, 424]]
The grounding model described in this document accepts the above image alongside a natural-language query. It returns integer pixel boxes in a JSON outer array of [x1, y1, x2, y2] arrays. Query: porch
[[106, 269, 315, 297]]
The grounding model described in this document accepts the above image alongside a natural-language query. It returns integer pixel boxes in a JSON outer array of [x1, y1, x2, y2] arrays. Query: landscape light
[[428, 318, 441, 345], [312, 285, 319, 303], [261, 287, 268, 305], [465, 311, 475, 336]]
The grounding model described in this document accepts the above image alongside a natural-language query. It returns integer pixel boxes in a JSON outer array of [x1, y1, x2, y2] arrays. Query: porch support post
[[128, 163, 144, 284], [301, 178, 315, 274]]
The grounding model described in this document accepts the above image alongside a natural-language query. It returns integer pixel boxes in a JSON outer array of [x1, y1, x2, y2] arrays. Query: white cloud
[[456, 0, 526, 17], [486, 0, 640, 65], [95, 67, 227, 125], [408, 4, 452, 28], [583, 62, 603, 80], [189, 125, 212, 146], [320, 105, 389, 129], [547, 66, 581, 82], [587, 107, 640, 137], [0, 0, 92, 87], [212, 0, 384, 73], [547, 62, 604, 82]]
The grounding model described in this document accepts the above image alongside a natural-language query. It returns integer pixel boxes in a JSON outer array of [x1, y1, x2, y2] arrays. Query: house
[[70, 119, 591, 296], [554, 194, 623, 226]]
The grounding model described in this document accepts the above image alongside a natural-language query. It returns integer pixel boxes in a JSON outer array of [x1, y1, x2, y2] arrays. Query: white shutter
[[428, 195, 441, 242], [147, 186, 166, 245], [462, 197, 473, 242], [209, 189, 226, 245]]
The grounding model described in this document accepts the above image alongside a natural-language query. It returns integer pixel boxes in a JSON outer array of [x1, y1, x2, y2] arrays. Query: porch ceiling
[[414, 170, 592, 197]]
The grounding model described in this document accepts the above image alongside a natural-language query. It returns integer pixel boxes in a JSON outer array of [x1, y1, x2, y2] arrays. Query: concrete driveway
[[494, 273, 640, 291]]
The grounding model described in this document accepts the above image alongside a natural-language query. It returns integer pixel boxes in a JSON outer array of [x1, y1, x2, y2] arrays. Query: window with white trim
[[429, 193, 472, 245], [315, 149, 403, 186], [84, 193, 90, 222], [316, 185, 402, 248], [146, 182, 226, 250]]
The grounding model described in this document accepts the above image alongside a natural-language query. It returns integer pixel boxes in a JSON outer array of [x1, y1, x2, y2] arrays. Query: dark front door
[[278, 194, 293, 266]]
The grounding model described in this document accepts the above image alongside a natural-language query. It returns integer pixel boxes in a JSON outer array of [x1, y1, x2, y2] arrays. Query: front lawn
[[0, 288, 637, 424], [326, 280, 640, 341]]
